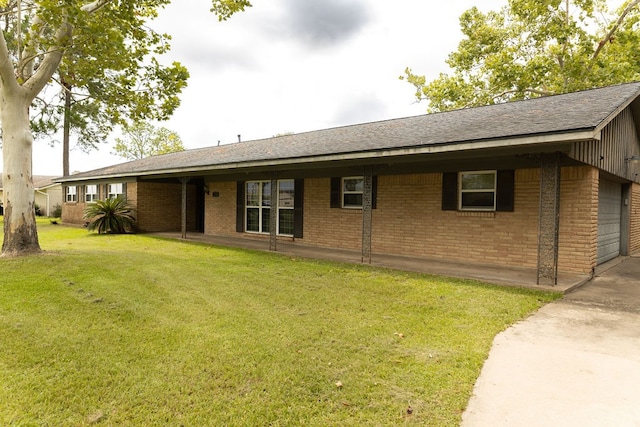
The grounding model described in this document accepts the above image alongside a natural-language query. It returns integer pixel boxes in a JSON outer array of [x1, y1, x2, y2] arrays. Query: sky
[[27, 0, 508, 176]]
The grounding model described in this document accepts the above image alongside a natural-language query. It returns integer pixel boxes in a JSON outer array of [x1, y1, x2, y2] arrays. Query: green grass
[[0, 220, 561, 426]]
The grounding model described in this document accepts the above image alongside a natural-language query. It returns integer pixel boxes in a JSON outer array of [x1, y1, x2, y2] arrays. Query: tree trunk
[[1, 91, 42, 256], [63, 82, 71, 177]]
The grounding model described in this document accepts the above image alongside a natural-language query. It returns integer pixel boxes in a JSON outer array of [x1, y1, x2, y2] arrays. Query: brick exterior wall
[[209, 166, 598, 275], [61, 181, 199, 233], [631, 182, 640, 253], [135, 181, 198, 232], [558, 167, 598, 274], [61, 182, 137, 226], [204, 181, 237, 236]]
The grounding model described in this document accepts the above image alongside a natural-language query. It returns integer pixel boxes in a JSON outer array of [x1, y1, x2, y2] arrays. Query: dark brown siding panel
[[294, 179, 304, 238], [236, 181, 245, 233], [330, 177, 341, 208], [442, 172, 458, 211], [496, 170, 515, 212]]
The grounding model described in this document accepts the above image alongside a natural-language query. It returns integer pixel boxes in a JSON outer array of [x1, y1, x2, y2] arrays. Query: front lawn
[[0, 221, 560, 425]]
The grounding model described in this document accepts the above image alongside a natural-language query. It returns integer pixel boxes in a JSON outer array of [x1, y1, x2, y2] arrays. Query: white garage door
[[597, 179, 622, 265]]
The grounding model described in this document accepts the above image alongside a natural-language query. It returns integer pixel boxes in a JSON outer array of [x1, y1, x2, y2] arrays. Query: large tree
[[113, 122, 185, 161], [1, 0, 252, 257], [402, 0, 640, 112]]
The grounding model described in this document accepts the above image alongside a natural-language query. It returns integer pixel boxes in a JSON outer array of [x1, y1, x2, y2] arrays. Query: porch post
[[361, 166, 373, 264], [269, 176, 278, 251], [537, 153, 561, 285], [179, 177, 189, 239]]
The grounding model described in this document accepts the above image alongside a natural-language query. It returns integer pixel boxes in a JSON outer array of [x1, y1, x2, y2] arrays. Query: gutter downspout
[[35, 189, 50, 217]]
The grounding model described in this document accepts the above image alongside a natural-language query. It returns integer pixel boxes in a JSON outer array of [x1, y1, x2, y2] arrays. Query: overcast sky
[[27, 0, 508, 176]]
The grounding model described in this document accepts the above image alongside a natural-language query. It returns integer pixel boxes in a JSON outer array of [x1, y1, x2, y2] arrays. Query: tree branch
[[81, 0, 111, 13], [0, 28, 20, 95], [19, 0, 113, 96], [22, 22, 72, 100], [493, 87, 554, 101], [589, 0, 640, 69]]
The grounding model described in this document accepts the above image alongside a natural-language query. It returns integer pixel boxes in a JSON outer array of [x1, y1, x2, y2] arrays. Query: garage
[[597, 179, 622, 265]]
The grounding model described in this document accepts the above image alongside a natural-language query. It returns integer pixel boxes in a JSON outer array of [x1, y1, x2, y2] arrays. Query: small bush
[[83, 197, 136, 234], [51, 203, 62, 218], [34, 204, 42, 216]]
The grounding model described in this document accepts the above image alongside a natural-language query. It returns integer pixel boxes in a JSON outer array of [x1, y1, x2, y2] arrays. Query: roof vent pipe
[[238, 134, 241, 143]]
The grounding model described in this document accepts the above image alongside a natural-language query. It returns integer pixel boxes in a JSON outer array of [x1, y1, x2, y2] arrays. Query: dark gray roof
[[61, 82, 640, 181]]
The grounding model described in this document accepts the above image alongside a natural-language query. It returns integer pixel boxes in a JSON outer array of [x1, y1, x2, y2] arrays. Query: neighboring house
[[0, 175, 62, 217], [57, 83, 640, 285]]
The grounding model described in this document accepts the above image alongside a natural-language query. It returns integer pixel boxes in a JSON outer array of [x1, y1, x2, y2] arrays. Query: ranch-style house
[[57, 83, 640, 286]]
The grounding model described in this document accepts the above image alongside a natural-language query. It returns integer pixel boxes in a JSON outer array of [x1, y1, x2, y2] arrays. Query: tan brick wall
[[365, 171, 540, 269], [557, 167, 598, 274], [62, 182, 138, 226], [303, 178, 362, 250], [61, 200, 85, 224], [62, 181, 200, 233], [631, 182, 640, 253], [136, 181, 198, 232], [199, 166, 599, 275], [204, 181, 237, 236]]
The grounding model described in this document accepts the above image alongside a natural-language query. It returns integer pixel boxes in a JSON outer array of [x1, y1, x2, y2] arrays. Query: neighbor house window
[[245, 180, 295, 236], [65, 185, 77, 202], [342, 177, 364, 208], [108, 183, 123, 199], [85, 185, 97, 203], [459, 171, 496, 210]]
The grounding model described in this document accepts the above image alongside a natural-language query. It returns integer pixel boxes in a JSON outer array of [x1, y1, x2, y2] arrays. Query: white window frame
[[458, 170, 497, 211], [342, 176, 364, 209], [65, 185, 77, 203], [108, 183, 123, 200], [85, 184, 98, 203], [245, 180, 294, 236]]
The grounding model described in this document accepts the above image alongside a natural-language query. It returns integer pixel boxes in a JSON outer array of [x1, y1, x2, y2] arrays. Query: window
[[278, 180, 295, 235], [108, 183, 123, 199], [342, 177, 364, 208], [459, 171, 496, 210], [65, 186, 77, 203], [245, 180, 295, 236], [85, 185, 97, 203]]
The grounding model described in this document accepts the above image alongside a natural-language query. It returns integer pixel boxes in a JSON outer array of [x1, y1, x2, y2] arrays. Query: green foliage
[[51, 203, 62, 218], [211, 0, 253, 20], [112, 121, 185, 160], [0, 223, 559, 425], [1, 1, 252, 151], [24, 1, 190, 151], [83, 197, 136, 234], [402, 0, 640, 112]]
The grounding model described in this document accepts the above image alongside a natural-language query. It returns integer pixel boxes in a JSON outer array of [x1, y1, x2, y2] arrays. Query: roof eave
[[57, 129, 599, 183]]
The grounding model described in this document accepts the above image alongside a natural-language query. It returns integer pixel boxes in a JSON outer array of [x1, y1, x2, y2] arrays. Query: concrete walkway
[[461, 253, 640, 427]]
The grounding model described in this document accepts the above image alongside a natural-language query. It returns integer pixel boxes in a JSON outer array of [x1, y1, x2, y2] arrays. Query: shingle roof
[[61, 82, 640, 181]]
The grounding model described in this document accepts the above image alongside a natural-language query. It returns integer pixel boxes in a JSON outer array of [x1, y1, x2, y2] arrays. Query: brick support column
[[270, 177, 278, 252], [537, 154, 561, 285], [361, 166, 373, 264], [179, 177, 189, 239]]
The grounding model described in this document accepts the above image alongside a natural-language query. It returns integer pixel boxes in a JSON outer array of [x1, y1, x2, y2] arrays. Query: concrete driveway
[[461, 254, 640, 427]]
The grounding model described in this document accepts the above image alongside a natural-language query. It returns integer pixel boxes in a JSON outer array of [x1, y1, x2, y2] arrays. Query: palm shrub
[[83, 197, 136, 234]]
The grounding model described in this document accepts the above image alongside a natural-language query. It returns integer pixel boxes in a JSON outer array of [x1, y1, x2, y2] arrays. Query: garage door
[[597, 179, 622, 265]]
